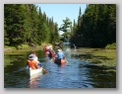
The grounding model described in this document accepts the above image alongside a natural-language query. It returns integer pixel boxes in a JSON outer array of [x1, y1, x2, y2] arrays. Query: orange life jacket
[[27, 60, 38, 69]]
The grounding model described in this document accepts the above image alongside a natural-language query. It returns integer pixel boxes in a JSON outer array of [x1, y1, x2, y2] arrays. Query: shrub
[[105, 43, 116, 49]]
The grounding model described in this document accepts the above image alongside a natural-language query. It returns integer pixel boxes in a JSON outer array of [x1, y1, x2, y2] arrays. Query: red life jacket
[[49, 51, 55, 57]]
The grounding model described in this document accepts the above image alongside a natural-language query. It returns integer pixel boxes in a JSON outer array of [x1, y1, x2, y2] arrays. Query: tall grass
[[77, 48, 116, 66]]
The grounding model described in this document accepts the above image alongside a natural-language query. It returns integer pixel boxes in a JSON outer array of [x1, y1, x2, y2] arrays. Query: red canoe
[[54, 58, 67, 65]]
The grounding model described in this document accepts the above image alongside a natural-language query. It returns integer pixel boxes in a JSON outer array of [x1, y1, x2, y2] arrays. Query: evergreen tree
[[4, 4, 61, 48], [59, 17, 72, 32], [71, 4, 116, 48], [4, 4, 26, 48], [4, 18, 9, 45]]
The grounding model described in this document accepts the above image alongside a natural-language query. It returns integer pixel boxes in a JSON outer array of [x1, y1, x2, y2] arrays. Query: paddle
[[42, 67, 48, 74], [38, 61, 48, 74]]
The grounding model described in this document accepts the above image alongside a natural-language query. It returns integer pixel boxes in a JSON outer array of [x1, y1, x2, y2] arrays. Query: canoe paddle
[[38, 61, 48, 74], [42, 67, 48, 74]]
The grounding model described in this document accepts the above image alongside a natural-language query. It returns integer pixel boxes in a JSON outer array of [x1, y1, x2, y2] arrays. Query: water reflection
[[27, 73, 43, 88]]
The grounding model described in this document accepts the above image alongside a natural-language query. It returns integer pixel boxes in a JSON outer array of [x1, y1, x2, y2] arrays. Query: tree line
[[4, 4, 60, 49], [4, 4, 116, 49], [70, 4, 116, 48]]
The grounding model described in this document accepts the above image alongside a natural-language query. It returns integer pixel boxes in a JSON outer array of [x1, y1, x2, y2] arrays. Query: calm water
[[4, 47, 116, 88]]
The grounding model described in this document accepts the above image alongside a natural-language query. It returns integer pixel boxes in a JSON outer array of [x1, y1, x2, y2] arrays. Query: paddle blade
[[43, 69, 48, 74]]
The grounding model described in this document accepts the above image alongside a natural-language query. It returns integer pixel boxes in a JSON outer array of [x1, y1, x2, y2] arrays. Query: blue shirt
[[57, 52, 64, 59]]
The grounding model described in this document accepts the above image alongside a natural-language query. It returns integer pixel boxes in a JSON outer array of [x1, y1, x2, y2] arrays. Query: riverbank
[[73, 48, 116, 67], [4, 46, 42, 55], [4, 43, 49, 55]]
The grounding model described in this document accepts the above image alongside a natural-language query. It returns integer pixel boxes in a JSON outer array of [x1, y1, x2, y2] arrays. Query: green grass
[[4, 45, 43, 55], [4, 42, 51, 55], [105, 43, 116, 49], [76, 48, 116, 66]]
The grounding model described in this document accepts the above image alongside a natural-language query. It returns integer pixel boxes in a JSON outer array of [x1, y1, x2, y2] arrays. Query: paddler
[[26, 55, 39, 69]]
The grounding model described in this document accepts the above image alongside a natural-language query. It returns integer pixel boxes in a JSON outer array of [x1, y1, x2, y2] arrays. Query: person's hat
[[58, 49, 61, 52], [29, 55, 35, 60]]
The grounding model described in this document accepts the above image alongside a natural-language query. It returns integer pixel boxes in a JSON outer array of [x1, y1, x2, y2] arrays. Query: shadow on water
[[4, 45, 116, 88]]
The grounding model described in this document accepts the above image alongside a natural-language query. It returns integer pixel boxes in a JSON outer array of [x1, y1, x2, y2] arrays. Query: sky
[[35, 4, 87, 34]]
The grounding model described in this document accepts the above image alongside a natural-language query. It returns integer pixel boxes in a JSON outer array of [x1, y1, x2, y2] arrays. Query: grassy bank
[[4, 43, 50, 55], [75, 48, 116, 67], [4, 46, 42, 55]]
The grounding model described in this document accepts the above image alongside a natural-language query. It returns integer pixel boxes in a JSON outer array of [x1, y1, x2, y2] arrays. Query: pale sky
[[35, 4, 87, 34]]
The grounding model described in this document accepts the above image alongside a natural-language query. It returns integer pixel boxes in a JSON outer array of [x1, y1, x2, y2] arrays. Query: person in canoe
[[48, 45, 56, 60], [26, 52, 42, 69], [44, 45, 50, 57], [55, 49, 67, 65], [27, 55, 39, 69], [27, 53, 48, 73], [31, 52, 42, 67]]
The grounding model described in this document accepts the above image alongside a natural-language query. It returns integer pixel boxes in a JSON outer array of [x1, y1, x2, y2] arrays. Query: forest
[[70, 4, 116, 48], [4, 4, 116, 49], [4, 4, 60, 49]]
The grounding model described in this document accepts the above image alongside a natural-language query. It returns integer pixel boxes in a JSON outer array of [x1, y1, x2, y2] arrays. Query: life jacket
[[51, 51, 56, 57], [49, 50, 55, 58], [27, 60, 38, 69]]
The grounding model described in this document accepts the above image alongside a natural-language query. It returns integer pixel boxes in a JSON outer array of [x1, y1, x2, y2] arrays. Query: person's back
[[51, 50, 56, 58], [28, 52, 42, 67], [27, 59, 38, 69], [57, 51, 64, 59]]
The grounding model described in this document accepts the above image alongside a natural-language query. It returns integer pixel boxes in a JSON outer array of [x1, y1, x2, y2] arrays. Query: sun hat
[[58, 49, 62, 52], [29, 54, 35, 60]]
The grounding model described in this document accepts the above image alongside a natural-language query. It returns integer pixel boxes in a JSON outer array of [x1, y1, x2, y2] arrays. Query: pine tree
[[4, 4, 26, 48]]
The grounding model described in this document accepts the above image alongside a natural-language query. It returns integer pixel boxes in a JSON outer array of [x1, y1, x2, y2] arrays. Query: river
[[4, 44, 116, 88]]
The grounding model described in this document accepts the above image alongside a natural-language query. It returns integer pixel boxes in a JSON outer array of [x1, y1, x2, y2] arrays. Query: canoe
[[27, 67, 43, 76], [54, 58, 67, 65]]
